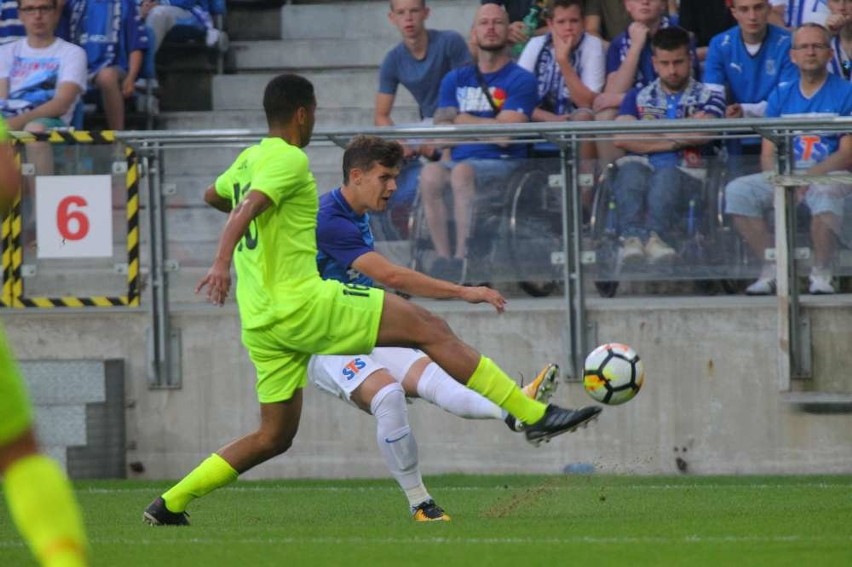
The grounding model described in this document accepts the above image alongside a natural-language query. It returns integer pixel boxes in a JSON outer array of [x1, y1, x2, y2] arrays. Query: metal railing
[[9, 117, 851, 389]]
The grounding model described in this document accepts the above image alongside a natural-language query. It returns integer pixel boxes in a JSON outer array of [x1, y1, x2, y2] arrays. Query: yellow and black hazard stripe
[[2, 131, 142, 308], [12, 130, 116, 145], [125, 146, 140, 307]]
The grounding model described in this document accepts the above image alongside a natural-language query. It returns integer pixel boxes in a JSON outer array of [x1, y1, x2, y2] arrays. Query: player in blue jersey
[[725, 23, 852, 295], [310, 135, 565, 521], [61, 0, 148, 130]]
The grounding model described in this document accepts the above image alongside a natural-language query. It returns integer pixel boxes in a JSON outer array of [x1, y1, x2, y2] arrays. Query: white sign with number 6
[[35, 175, 114, 259]]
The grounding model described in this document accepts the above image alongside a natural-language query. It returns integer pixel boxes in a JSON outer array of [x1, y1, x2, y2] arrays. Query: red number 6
[[57, 195, 90, 241]]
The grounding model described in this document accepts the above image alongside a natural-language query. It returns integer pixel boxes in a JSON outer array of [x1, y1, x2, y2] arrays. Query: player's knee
[[256, 430, 295, 458], [417, 310, 454, 344]]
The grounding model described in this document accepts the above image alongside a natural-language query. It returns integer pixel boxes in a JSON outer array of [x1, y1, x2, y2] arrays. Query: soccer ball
[[583, 343, 644, 405]]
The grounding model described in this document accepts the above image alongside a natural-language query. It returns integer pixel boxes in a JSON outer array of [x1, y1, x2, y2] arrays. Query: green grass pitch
[[1, 474, 851, 566]]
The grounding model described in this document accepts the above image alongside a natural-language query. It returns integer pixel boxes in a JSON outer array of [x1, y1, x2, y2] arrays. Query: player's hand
[[627, 22, 650, 48], [726, 103, 743, 118], [195, 261, 232, 306], [459, 285, 506, 313]]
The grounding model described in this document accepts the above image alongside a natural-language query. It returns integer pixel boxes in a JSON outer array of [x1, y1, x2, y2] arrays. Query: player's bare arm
[[203, 184, 233, 213], [196, 190, 272, 305], [352, 250, 506, 313], [0, 140, 19, 208]]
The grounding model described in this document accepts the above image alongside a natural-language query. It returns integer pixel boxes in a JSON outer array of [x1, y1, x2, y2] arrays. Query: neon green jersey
[[0, 116, 8, 141], [215, 137, 321, 329]]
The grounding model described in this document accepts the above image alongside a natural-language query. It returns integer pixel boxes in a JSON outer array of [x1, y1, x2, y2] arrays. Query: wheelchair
[[407, 157, 564, 297], [587, 148, 737, 298]]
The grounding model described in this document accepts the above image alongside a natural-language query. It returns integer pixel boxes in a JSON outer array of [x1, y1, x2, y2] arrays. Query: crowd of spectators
[[373, 0, 852, 295], [0, 0, 224, 132], [3, 0, 852, 295]]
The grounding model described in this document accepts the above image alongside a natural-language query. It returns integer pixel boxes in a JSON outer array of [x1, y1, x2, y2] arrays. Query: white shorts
[[308, 347, 426, 406]]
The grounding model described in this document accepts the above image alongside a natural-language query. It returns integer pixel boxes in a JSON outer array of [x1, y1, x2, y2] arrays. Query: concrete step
[[230, 37, 395, 71], [279, 0, 479, 40], [212, 69, 417, 111]]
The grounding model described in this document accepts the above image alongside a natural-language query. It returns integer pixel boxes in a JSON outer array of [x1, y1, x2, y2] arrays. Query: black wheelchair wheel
[[505, 166, 561, 297]]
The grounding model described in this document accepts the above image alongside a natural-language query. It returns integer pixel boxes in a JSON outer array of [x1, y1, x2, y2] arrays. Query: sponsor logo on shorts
[[341, 357, 367, 381]]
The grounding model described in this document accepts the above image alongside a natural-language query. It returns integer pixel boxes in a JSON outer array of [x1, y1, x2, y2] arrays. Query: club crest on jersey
[[765, 60, 777, 76], [342, 357, 367, 380]]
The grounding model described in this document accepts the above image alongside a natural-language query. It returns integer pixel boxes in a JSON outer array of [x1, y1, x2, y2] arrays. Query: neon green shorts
[[0, 329, 32, 445], [242, 280, 385, 404]]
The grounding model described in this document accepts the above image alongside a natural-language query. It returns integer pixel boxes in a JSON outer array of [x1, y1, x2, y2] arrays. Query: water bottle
[[510, 2, 543, 58]]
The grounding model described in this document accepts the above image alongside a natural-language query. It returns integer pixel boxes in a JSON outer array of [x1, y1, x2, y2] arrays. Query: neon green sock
[[161, 453, 239, 513], [466, 356, 547, 425], [3, 454, 87, 567]]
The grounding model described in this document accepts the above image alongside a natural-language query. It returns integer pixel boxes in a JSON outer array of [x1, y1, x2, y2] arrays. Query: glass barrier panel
[[18, 142, 135, 301]]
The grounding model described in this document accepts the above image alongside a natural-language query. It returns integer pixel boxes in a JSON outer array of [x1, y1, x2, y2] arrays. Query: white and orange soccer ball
[[583, 343, 644, 405]]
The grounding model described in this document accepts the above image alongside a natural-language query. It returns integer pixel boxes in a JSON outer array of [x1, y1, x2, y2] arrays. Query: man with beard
[[609, 26, 725, 267], [419, 2, 538, 282]]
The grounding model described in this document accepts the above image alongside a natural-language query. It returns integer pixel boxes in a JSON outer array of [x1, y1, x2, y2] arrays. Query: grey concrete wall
[[3, 295, 851, 480]]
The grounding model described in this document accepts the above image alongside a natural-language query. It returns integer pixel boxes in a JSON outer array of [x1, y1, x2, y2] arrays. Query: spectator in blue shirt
[[704, 0, 798, 174], [725, 23, 852, 295], [420, 3, 538, 282]]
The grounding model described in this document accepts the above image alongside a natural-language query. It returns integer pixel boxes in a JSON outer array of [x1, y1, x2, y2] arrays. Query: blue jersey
[[316, 188, 375, 287], [765, 73, 852, 170], [605, 16, 700, 90], [703, 24, 796, 106], [62, 0, 148, 77], [437, 62, 538, 160]]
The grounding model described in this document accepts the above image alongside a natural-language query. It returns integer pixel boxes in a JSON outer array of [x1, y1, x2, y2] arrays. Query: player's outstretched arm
[[352, 250, 506, 313], [196, 190, 271, 305]]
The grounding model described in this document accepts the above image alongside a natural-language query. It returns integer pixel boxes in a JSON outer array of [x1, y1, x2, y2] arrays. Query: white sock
[[416, 362, 504, 420], [370, 382, 430, 508]]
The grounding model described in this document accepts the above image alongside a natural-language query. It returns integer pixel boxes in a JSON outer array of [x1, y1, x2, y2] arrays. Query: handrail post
[[560, 134, 586, 380]]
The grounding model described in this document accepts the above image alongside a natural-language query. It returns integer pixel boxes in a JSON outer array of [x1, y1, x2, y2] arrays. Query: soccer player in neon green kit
[[0, 117, 89, 566], [143, 74, 601, 525]]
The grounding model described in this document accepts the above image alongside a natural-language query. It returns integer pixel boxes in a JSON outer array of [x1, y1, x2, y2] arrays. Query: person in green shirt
[[0, 117, 89, 567], [142, 74, 602, 526]]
